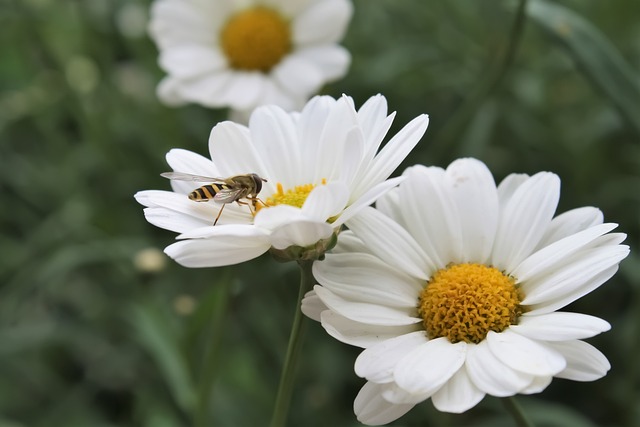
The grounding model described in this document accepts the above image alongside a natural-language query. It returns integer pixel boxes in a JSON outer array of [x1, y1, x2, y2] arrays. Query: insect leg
[[213, 204, 226, 226]]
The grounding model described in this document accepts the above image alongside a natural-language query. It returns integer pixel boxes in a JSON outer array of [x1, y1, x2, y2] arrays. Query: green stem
[[502, 396, 535, 427], [433, 0, 529, 157], [269, 260, 315, 427]]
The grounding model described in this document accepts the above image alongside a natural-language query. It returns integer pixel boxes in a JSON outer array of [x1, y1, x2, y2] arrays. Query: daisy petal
[[380, 382, 431, 405], [394, 337, 467, 395], [513, 223, 618, 283], [292, 0, 352, 45], [272, 55, 325, 98], [486, 330, 565, 377], [321, 311, 422, 349], [431, 367, 485, 413], [491, 172, 560, 272], [355, 331, 428, 383], [526, 265, 620, 315], [547, 340, 611, 382], [444, 158, 499, 263], [269, 220, 334, 249], [465, 340, 533, 397], [345, 207, 432, 280], [354, 381, 415, 426], [164, 227, 270, 267], [511, 312, 610, 341], [537, 207, 604, 248], [521, 244, 630, 306], [301, 182, 350, 221], [353, 114, 429, 197], [313, 252, 423, 307], [519, 376, 552, 394], [294, 45, 351, 81], [208, 121, 268, 178], [300, 290, 326, 322], [313, 286, 421, 326], [336, 176, 406, 226]]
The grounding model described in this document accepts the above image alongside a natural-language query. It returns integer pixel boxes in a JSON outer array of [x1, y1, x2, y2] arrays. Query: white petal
[[313, 252, 423, 307], [269, 220, 334, 249], [216, 72, 267, 111], [491, 172, 560, 272], [135, 190, 227, 232], [380, 382, 431, 405], [208, 121, 268, 178], [486, 330, 565, 377], [397, 165, 460, 268], [159, 46, 226, 79], [156, 77, 188, 106], [300, 290, 326, 322], [496, 173, 528, 206], [313, 286, 421, 326], [301, 182, 349, 221], [352, 114, 429, 198], [512, 223, 618, 283], [354, 382, 415, 426], [168, 72, 235, 108], [165, 148, 220, 192], [320, 311, 422, 349], [292, 0, 352, 45], [336, 176, 405, 226], [537, 207, 604, 248], [431, 367, 485, 413], [547, 340, 611, 382], [355, 331, 428, 383], [525, 265, 620, 315], [345, 207, 432, 280], [443, 158, 499, 263], [465, 340, 533, 397], [520, 244, 630, 306], [248, 105, 300, 187], [164, 227, 270, 267], [149, 0, 215, 49], [519, 376, 552, 394], [511, 312, 610, 341], [293, 45, 351, 81], [394, 337, 467, 395], [271, 55, 325, 98]]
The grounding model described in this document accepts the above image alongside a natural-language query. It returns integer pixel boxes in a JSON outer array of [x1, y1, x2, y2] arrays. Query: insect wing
[[213, 187, 244, 204], [161, 172, 226, 183]]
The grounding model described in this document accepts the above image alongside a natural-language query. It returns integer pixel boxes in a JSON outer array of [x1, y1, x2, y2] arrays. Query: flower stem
[[269, 260, 315, 427], [502, 396, 534, 427]]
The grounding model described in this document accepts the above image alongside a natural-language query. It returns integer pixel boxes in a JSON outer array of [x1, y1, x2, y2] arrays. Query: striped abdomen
[[189, 184, 226, 202]]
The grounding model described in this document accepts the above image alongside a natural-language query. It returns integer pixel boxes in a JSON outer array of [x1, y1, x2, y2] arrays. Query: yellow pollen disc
[[220, 7, 291, 72], [418, 263, 522, 344]]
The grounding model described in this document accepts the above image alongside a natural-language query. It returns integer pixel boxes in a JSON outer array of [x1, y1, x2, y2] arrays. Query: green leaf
[[528, 0, 640, 135], [130, 303, 196, 416]]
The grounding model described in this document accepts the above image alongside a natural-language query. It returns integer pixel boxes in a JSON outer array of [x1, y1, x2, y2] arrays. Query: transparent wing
[[161, 172, 225, 183], [214, 188, 244, 203]]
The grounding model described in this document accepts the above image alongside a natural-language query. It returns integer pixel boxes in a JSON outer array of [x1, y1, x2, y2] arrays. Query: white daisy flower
[[149, 0, 353, 116], [135, 94, 429, 267], [302, 158, 629, 425]]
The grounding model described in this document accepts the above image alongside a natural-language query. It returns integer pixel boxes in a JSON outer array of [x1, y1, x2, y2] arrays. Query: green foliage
[[1, 0, 638, 426]]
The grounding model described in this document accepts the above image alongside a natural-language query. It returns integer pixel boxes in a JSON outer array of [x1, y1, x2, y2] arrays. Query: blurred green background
[[1, 0, 639, 426]]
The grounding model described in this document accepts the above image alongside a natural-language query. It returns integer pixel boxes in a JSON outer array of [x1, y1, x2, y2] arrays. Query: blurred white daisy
[[135, 94, 429, 267], [302, 158, 629, 425], [149, 0, 353, 117]]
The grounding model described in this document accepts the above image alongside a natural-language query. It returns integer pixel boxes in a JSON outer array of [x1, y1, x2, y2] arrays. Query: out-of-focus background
[[1, 0, 639, 426]]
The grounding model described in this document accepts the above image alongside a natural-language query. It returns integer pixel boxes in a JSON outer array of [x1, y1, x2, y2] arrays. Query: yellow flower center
[[260, 179, 327, 211], [418, 263, 522, 344], [220, 7, 291, 72]]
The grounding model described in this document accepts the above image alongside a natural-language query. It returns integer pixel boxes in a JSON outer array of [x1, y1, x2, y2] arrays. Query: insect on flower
[[161, 172, 267, 225]]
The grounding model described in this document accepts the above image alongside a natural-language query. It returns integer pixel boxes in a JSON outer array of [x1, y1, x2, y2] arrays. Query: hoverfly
[[161, 172, 267, 225]]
